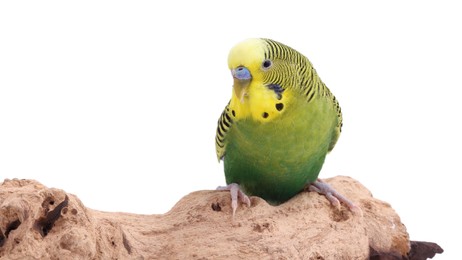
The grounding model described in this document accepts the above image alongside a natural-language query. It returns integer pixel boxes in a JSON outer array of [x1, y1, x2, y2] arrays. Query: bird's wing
[[302, 79, 343, 152], [328, 94, 343, 152], [215, 102, 234, 161]]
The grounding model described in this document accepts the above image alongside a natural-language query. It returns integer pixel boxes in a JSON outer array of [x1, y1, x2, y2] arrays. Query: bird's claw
[[217, 183, 251, 218], [308, 179, 362, 216]]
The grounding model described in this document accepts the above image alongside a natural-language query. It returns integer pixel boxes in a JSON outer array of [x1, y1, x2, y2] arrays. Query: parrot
[[215, 38, 359, 217]]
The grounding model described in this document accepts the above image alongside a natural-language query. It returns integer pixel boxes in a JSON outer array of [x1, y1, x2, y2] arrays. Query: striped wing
[[328, 94, 343, 152], [310, 81, 343, 152], [215, 102, 233, 161]]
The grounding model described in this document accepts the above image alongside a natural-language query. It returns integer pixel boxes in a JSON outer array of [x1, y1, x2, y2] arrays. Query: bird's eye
[[262, 59, 272, 69]]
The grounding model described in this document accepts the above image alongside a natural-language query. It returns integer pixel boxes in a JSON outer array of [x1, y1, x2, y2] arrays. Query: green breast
[[224, 97, 337, 205]]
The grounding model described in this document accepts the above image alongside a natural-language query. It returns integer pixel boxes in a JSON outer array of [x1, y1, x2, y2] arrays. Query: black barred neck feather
[[261, 38, 342, 135], [261, 38, 328, 101]]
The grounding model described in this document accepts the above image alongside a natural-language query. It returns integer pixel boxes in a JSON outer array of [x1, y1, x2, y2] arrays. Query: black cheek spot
[[262, 112, 269, 118], [276, 103, 284, 111], [232, 110, 236, 117]]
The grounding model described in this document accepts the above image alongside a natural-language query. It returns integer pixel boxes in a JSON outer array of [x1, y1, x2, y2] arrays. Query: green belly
[[223, 99, 336, 205]]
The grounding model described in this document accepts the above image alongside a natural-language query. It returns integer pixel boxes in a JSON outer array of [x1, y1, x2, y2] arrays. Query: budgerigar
[[215, 38, 359, 216]]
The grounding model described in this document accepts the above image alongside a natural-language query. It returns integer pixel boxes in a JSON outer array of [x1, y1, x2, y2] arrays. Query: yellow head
[[227, 38, 309, 122]]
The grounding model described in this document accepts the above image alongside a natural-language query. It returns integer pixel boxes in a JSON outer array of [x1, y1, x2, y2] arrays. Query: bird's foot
[[217, 183, 251, 218], [308, 179, 362, 215]]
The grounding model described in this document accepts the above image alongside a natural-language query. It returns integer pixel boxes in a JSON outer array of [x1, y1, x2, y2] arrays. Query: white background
[[1, 1, 460, 259]]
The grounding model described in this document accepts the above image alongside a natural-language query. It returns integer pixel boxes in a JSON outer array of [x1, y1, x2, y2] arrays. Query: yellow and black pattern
[[215, 103, 233, 160], [215, 38, 343, 159], [262, 39, 343, 134]]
